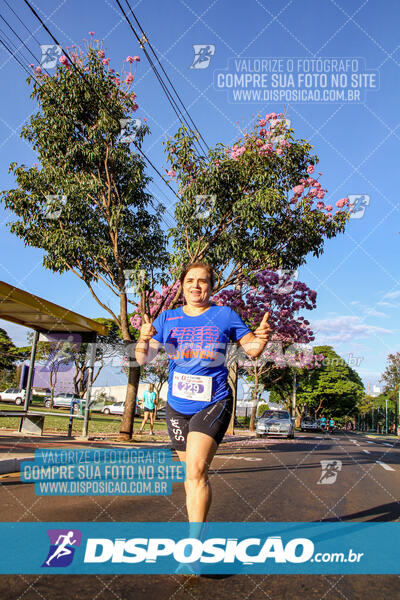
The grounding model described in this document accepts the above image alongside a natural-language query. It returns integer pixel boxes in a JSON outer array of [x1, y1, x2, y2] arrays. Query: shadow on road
[[320, 501, 400, 522]]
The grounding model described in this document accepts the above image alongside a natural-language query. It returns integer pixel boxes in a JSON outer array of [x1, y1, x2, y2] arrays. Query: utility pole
[[292, 367, 297, 422]]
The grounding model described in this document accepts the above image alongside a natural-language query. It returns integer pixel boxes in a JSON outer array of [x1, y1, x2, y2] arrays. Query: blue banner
[[0, 522, 398, 574], [20, 449, 185, 496]]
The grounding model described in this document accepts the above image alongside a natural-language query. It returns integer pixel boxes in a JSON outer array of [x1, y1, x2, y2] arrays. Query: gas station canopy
[[0, 280, 108, 338]]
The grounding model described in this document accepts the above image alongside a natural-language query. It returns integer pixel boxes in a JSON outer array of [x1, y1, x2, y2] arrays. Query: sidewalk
[[0, 429, 257, 475]]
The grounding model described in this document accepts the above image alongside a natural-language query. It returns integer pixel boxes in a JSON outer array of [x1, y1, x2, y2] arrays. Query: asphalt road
[[0, 431, 399, 599]]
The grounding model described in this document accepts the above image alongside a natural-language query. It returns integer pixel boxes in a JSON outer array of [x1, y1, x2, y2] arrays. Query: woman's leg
[[139, 412, 149, 432], [184, 431, 217, 523], [149, 411, 155, 432]]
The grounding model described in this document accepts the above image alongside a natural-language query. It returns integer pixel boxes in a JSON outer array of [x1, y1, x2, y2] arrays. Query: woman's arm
[[135, 314, 161, 366], [135, 338, 161, 366], [237, 312, 272, 358]]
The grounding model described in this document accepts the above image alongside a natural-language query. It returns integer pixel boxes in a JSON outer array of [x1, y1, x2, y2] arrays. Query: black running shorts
[[166, 394, 233, 451]]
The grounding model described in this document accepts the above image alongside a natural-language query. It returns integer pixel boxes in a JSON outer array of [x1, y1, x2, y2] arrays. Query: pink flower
[[309, 188, 318, 197], [133, 56, 140, 62], [125, 73, 134, 84], [126, 56, 134, 63], [29, 63, 34, 68], [336, 197, 349, 208], [307, 164, 315, 174], [276, 148, 283, 155], [35, 66, 42, 74], [258, 119, 267, 127], [266, 112, 277, 121], [113, 77, 120, 86], [59, 55, 69, 65], [326, 213, 332, 218], [102, 58, 110, 65], [326, 205, 332, 211], [316, 201, 325, 209], [89, 31, 94, 36], [97, 50, 105, 59], [167, 168, 176, 177], [130, 92, 137, 99], [132, 102, 139, 111], [293, 185, 304, 195], [259, 128, 267, 136], [316, 190, 325, 199]]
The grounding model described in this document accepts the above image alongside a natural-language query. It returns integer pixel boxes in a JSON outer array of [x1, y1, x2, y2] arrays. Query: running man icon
[[42, 529, 81, 567]]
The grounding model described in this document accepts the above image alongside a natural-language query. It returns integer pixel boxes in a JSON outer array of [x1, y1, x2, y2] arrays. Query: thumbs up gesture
[[139, 314, 157, 342], [254, 311, 272, 341]]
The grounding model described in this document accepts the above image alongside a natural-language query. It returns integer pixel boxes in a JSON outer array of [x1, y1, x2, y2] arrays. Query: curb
[[0, 456, 31, 475]]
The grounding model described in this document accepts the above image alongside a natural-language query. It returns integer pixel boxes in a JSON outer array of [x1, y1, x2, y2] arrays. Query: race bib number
[[172, 372, 212, 402]]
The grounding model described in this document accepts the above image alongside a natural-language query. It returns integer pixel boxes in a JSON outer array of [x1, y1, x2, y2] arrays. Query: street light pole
[[385, 397, 388, 435]]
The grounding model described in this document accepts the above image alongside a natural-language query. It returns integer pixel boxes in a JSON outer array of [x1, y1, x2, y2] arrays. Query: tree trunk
[[119, 291, 139, 441], [249, 368, 259, 431], [119, 361, 140, 440]]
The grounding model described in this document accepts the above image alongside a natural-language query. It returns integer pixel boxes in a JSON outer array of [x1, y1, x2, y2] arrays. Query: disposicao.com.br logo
[[0, 522, 397, 575], [84, 534, 317, 565]]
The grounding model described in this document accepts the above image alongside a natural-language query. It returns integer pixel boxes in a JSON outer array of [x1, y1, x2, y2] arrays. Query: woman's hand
[[139, 314, 157, 342], [253, 311, 272, 341]]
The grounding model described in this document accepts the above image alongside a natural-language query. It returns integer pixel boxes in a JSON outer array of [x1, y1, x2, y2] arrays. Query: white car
[[256, 409, 295, 439], [0, 388, 26, 406], [102, 401, 141, 416]]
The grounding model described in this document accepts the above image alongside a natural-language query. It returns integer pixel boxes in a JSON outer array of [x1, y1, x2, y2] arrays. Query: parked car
[[300, 417, 320, 432], [0, 387, 26, 406], [43, 393, 81, 412], [256, 409, 295, 439], [32, 387, 51, 397], [102, 401, 141, 416]]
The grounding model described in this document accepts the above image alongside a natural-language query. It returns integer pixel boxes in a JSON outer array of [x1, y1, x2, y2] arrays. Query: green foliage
[[257, 402, 269, 416], [266, 346, 364, 417], [380, 352, 400, 395], [165, 123, 350, 289]]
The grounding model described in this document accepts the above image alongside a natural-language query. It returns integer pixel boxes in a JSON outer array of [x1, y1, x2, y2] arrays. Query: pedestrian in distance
[[135, 261, 272, 542], [137, 384, 157, 435]]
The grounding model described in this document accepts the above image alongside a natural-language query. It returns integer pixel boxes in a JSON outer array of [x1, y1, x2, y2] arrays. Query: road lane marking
[[366, 441, 375, 444], [214, 455, 262, 462], [362, 450, 370, 454], [383, 443, 392, 447], [376, 461, 395, 471]]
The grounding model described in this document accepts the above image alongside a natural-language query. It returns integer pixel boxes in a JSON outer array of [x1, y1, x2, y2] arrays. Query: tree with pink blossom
[[212, 270, 324, 430], [165, 114, 352, 293]]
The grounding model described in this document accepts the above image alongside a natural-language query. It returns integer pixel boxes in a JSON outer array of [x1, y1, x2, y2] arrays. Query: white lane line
[[366, 441, 375, 444], [363, 450, 370, 454], [376, 461, 395, 471], [383, 443, 393, 447]]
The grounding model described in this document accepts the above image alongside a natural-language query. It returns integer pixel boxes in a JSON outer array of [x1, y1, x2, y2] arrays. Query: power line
[[2, 0, 42, 47], [123, 0, 209, 153], [114, 0, 209, 157], [0, 33, 32, 76], [0, 10, 47, 71]]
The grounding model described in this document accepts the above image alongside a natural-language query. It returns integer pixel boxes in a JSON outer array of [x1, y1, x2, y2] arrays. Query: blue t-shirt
[[143, 390, 156, 410], [151, 305, 251, 415]]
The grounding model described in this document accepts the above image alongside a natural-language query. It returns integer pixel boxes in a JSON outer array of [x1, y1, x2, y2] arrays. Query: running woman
[[138, 384, 157, 435], [135, 262, 271, 525]]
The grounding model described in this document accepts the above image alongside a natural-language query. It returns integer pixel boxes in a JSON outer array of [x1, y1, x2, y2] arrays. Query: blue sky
[[0, 0, 399, 393]]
